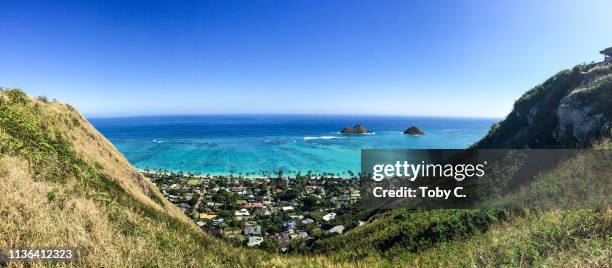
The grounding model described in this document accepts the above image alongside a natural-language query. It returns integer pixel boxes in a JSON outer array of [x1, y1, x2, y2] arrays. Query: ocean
[[89, 115, 497, 176]]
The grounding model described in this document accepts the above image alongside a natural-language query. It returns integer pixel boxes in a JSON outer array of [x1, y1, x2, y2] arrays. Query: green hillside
[[305, 63, 612, 265], [306, 149, 610, 265], [1, 62, 610, 267], [0, 89, 344, 267], [474, 63, 612, 149]]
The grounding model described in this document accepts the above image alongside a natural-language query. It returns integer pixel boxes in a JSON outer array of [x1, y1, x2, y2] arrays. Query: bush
[[4, 88, 28, 104], [37, 95, 49, 102]]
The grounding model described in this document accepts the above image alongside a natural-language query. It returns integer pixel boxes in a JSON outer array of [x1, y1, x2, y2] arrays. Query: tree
[[279, 189, 300, 201], [301, 195, 321, 211]]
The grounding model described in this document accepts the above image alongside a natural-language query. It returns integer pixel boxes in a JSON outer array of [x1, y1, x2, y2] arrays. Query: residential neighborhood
[[146, 171, 361, 252]]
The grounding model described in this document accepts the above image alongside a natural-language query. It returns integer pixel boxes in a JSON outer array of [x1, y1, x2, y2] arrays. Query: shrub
[[37, 95, 49, 102], [4, 88, 28, 104]]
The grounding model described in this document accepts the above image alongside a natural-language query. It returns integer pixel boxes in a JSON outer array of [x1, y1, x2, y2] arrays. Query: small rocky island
[[403, 126, 425, 136], [340, 124, 371, 134]]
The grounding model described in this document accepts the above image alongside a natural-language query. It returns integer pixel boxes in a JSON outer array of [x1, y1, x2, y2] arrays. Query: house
[[247, 236, 264, 247], [290, 214, 304, 220], [195, 221, 206, 228], [231, 186, 246, 194], [281, 206, 294, 212], [244, 225, 262, 236], [302, 218, 314, 225], [327, 225, 345, 234], [601, 47, 612, 63], [206, 202, 222, 207], [269, 207, 279, 214], [305, 185, 319, 193], [245, 221, 258, 226], [338, 195, 350, 203], [322, 212, 336, 221], [235, 209, 250, 217], [273, 232, 292, 246], [244, 202, 264, 209], [243, 225, 262, 236], [254, 207, 272, 216], [198, 213, 217, 220], [282, 220, 297, 230], [297, 231, 309, 239], [211, 218, 225, 226]]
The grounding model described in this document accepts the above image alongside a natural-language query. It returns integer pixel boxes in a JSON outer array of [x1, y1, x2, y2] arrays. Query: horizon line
[[86, 112, 504, 120]]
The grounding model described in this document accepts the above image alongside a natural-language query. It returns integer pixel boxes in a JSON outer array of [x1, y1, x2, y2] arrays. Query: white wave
[[304, 136, 343, 141]]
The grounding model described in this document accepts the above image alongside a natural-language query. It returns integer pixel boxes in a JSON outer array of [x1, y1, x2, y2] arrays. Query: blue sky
[[1, 0, 611, 117]]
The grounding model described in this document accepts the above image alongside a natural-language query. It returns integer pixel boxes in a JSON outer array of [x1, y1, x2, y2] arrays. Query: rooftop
[[600, 47, 612, 55]]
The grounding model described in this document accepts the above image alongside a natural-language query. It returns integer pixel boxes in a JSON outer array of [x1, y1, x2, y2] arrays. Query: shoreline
[[139, 170, 356, 180]]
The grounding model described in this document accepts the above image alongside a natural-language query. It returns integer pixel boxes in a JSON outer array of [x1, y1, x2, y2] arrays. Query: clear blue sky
[[1, 0, 611, 117]]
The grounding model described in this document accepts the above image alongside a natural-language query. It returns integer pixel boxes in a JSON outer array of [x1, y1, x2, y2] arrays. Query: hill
[[307, 63, 612, 265], [0, 62, 610, 267], [474, 63, 612, 149], [0, 89, 343, 267]]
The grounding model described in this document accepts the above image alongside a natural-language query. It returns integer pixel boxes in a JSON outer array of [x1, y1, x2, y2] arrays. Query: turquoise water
[[89, 115, 496, 176]]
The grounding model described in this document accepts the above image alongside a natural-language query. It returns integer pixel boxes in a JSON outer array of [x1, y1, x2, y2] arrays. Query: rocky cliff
[[474, 63, 612, 149]]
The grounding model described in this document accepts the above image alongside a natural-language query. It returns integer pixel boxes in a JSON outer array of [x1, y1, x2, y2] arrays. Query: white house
[[247, 236, 264, 247], [302, 218, 314, 225], [235, 208, 250, 216], [322, 212, 336, 221], [281, 206, 294, 212], [328, 225, 345, 234]]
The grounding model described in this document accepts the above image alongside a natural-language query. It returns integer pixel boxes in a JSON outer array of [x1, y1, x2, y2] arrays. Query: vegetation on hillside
[[309, 209, 510, 262], [474, 63, 612, 149], [307, 145, 610, 265], [1, 61, 610, 267], [0, 89, 345, 267], [307, 63, 611, 265]]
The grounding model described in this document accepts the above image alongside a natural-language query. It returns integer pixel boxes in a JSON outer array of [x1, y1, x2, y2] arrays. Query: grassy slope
[[411, 209, 610, 267], [1, 63, 610, 267], [0, 89, 348, 267], [474, 63, 612, 149], [312, 151, 611, 264], [308, 64, 612, 265]]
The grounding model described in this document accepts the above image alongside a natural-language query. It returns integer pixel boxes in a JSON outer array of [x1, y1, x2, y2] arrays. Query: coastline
[[139, 169, 356, 180], [94, 115, 494, 176]]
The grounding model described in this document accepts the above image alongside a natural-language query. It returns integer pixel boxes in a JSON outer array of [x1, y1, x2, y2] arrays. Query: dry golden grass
[[40, 99, 191, 227], [0, 91, 354, 267], [1, 90, 608, 267], [0, 157, 132, 267]]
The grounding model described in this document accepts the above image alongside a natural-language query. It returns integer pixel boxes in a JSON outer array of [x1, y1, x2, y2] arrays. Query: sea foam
[[304, 136, 343, 141]]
